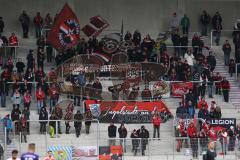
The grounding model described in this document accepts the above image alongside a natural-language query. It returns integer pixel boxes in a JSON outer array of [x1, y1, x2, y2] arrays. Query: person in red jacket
[[36, 87, 45, 114], [34, 12, 43, 38], [23, 90, 32, 110], [48, 68, 57, 82], [9, 33, 19, 58], [152, 113, 161, 139], [214, 72, 222, 95], [48, 83, 59, 113], [221, 77, 230, 102], [198, 97, 208, 110], [208, 127, 218, 142], [176, 119, 187, 152], [187, 121, 198, 158]]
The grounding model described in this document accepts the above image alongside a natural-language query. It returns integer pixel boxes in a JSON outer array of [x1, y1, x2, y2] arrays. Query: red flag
[[47, 3, 80, 49]]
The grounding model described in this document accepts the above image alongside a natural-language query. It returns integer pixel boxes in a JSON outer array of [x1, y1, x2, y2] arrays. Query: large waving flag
[[47, 3, 80, 49]]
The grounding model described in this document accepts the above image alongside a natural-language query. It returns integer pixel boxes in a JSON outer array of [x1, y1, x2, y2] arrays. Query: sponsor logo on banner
[[85, 100, 173, 123], [206, 118, 236, 130], [171, 82, 193, 97], [48, 146, 72, 160], [72, 146, 98, 160]]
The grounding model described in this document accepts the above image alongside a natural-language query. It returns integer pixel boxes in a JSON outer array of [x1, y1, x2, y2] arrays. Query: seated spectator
[[36, 35, 46, 49], [48, 68, 57, 82], [35, 67, 45, 82], [198, 105, 209, 126]]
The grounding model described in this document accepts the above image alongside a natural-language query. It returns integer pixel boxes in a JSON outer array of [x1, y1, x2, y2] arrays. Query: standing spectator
[[200, 10, 211, 36], [187, 101, 195, 118], [181, 34, 188, 55], [64, 109, 72, 134], [207, 72, 214, 98], [11, 105, 21, 134], [229, 59, 236, 77], [92, 78, 102, 99], [108, 122, 117, 146], [84, 110, 92, 134], [141, 85, 152, 101], [171, 32, 181, 58], [37, 48, 45, 69], [180, 14, 190, 34], [19, 10, 30, 38], [44, 13, 53, 37], [130, 129, 139, 156], [133, 30, 141, 46], [26, 50, 35, 70], [19, 114, 27, 143], [39, 107, 48, 134], [118, 123, 127, 152], [0, 79, 7, 107], [187, 121, 198, 158], [222, 40, 232, 66], [198, 105, 209, 126], [137, 125, 149, 156], [20, 143, 39, 160], [0, 143, 3, 160], [204, 142, 217, 160], [37, 35, 46, 49], [74, 110, 83, 137], [55, 105, 63, 134], [214, 72, 222, 95], [176, 102, 189, 119], [46, 42, 53, 62], [219, 129, 227, 155], [199, 128, 208, 153], [23, 90, 31, 109], [34, 12, 43, 38], [22, 106, 30, 134], [236, 124, 240, 150], [198, 97, 208, 110], [43, 151, 55, 160], [0, 17, 4, 34], [7, 150, 20, 160], [152, 113, 161, 139], [49, 112, 57, 138], [170, 12, 179, 32], [184, 49, 194, 67], [207, 52, 216, 71], [16, 58, 25, 75], [233, 33, 240, 63], [124, 31, 132, 41], [221, 77, 230, 102], [36, 87, 45, 114], [2, 115, 12, 144], [48, 83, 59, 112], [228, 126, 236, 151], [11, 89, 21, 108], [212, 11, 222, 46], [191, 33, 200, 57], [9, 33, 18, 58]]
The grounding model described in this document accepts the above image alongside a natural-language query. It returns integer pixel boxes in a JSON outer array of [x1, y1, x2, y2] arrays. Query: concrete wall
[[0, 0, 240, 38]]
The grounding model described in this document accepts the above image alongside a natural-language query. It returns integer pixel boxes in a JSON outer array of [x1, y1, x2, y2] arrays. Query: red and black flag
[[47, 3, 80, 50]]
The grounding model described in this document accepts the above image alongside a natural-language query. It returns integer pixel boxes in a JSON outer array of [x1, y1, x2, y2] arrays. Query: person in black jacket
[[118, 123, 127, 152], [19, 11, 30, 38], [137, 125, 149, 156], [176, 102, 189, 119], [26, 50, 34, 70], [108, 122, 117, 146], [39, 107, 48, 134], [0, 17, 4, 34], [212, 11, 222, 46], [16, 58, 25, 75], [172, 32, 181, 58], [74, 111, 83, 137], [203, 142, 217, 160], [207, 52, 216, 71], [180, 34, 188, 57], [222, 40, 232, 66], [131, 129, 139, 156], [200, 10, 211, 36], [207, 72, 214, 98]]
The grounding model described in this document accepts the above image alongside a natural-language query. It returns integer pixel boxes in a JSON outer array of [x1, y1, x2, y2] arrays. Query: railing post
[[56, 120, 58, 138], [4, 127, 7, 160], [97, 120, 99, 160]]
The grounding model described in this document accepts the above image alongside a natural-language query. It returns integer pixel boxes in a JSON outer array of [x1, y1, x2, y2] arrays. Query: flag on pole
[[47, 3, 80, 50], [120, 19, 123, 41]]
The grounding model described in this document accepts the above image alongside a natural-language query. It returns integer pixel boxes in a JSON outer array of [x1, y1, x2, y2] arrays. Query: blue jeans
[[201, 24, 208, 36], [50, 98, 58, 112], [0, 92, 6, 107], [37, 100, 44, 111], [214, 31, 221, 45], [208, 85, 213, 98], [224, 52, 230, 66], [35, 25, 42, 38]]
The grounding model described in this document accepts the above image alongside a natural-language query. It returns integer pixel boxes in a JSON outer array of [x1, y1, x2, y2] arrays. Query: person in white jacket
[[184, 49, 194, 66], [170, 12, 180, 32]]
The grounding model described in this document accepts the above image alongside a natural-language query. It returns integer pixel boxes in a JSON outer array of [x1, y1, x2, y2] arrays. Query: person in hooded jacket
[[131, 129, 139, 156], [11, 105, 21, 134], [74, 110, 83, 137], [137, 125, 149, 156], [118, 123, 127, 152], [39, 107, 48, 134]]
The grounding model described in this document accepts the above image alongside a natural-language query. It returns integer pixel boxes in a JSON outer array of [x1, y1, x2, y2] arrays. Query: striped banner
[[48, 146, 72, 160]]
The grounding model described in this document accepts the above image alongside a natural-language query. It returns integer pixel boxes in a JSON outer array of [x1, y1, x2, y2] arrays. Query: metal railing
[[236, 63, 240, 79]]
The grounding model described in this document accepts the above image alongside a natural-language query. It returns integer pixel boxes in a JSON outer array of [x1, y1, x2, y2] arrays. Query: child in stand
[[229, 59, 235, 77]]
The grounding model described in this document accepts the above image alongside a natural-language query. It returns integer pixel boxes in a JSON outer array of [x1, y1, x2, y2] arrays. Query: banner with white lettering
[[85, 100, 173, 123], [206, 118, 236, 130]]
